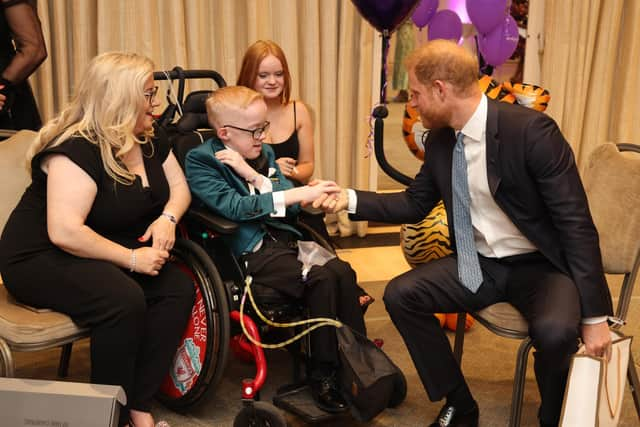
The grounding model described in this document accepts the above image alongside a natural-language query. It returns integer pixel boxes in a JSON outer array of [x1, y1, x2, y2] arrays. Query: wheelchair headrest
[[175, 90, 212, 132]]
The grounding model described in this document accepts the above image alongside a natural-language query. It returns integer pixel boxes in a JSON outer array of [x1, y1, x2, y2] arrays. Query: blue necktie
[[452, 132, 483, 293]]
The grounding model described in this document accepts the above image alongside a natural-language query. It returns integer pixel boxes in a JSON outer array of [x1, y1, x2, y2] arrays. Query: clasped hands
[[302, 179, 348, 213], [133, 212, 177, 276]]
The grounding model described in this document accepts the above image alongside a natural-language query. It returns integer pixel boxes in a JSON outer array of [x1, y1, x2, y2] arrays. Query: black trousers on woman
[[382, 252, 580, 426], [3, 248, 195, 426], [242, 238, 366, 373]]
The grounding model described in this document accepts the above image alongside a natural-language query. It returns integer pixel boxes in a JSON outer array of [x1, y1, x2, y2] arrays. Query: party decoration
[[503, 81, 551, 112], [427, 10, 462, 42], [477, 14, 519, 66], [351, 0, 420, 33], [400, 201, 452, 267], [401, 103, 428, 160], [445, 313, 475, 332], [466, 0, 508, 34], [411, 0, 438, 29]]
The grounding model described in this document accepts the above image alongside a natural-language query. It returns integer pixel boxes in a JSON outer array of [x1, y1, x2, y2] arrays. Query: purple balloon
[[412, 0, 438, 29], [478, 15, 519, 66], [427, 10, 462, 42], [466, 0, 508, 34], [351, 0, 420, 33]]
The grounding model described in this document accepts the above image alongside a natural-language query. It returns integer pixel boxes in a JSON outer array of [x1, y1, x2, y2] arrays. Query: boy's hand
[[215, 149, 254, 179]]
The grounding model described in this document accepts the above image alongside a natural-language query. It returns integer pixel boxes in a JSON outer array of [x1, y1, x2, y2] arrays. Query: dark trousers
[[242, 240, 366, 370], [383, 252, 580, 426], [3, 249, 195, 425]]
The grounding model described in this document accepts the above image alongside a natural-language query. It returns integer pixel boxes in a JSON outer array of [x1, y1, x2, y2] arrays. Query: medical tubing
[[238, 275, 343, 349]]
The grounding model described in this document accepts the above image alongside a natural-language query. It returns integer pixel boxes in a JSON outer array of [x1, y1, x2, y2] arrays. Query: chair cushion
[[474, 302, 528, 337], [0, 285, 87, 346]]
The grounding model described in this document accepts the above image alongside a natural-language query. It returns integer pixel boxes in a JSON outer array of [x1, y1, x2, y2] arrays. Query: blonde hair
[[236, 40, 291, 104], [406, 39, 479, 97], [27, 51, 155, 184], [206, 86, 264, 129]]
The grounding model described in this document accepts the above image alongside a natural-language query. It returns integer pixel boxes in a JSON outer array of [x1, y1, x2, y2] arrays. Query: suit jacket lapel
[[485, 99, 501, 195]]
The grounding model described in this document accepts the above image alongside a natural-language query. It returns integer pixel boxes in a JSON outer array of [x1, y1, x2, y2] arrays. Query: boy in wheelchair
[[185, 85, 367, 414]]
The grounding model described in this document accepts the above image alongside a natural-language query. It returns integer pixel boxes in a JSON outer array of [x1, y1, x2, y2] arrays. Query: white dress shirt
[[460, 95, 537, 258]]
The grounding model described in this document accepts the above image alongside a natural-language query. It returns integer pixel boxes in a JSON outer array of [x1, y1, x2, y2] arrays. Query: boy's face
[[220, 99, 268, 160]]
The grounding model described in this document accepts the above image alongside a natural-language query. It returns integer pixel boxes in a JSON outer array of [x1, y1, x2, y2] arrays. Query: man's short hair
[[406, 39, 479, 96], [206, 86, 264, 128]]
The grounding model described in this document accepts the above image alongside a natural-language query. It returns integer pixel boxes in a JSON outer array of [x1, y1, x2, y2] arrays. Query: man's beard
[[421, 107, 451, 130]]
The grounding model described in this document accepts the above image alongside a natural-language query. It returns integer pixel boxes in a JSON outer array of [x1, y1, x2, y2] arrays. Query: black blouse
[[0, 127, 171, 266]]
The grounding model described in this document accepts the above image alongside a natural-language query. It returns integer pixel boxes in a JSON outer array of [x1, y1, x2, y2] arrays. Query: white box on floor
[[0, 377, 126, 427]]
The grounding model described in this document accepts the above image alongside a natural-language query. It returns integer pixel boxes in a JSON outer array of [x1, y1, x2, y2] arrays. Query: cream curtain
[[541, 0, 640, 167], [30, 0, 376, 191]]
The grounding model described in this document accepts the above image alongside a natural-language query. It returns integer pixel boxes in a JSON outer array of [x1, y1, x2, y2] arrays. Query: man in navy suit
[[313, 40, 612, 427]]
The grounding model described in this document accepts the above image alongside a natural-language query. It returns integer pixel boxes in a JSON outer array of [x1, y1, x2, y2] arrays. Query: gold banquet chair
[[0, 130, 89, 377], [452, 142, 640, 426]]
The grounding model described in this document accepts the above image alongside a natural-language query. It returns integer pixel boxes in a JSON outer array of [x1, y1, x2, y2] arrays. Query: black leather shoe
[[309, 374, 349, 414], [429, 403, 479, 427]]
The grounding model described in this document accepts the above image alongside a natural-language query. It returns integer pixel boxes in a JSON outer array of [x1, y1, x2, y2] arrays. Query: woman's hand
[[276, 157, 297, 177], [0, 90, 5, 110], [139, 215, 176, 251], [215, 149, 255, 179], [133, 247, 170, 276]]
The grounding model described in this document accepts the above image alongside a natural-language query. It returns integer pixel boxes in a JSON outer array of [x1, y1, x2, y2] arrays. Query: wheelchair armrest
[[184, 207, 239, 235]]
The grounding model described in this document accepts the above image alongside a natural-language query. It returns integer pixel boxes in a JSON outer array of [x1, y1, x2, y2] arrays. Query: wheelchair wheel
[[156, 238, 231, 409], [233, 401, 287, 427]]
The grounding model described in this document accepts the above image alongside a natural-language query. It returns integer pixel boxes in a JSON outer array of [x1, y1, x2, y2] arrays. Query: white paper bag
[[560, 331, 632, 427]]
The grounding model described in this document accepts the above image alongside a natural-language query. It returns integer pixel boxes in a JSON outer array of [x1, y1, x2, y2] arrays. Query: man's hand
[[581, 321, 612, 361]]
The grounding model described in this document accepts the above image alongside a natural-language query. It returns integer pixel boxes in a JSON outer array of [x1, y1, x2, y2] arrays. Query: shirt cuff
[[346, 188, 357, 214], [255, 174, 272, 194], [581, 316, 608, 325], [271, 191, 286, 217]]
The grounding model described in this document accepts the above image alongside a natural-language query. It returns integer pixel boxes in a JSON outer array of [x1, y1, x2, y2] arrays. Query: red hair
[[237, 40, 291, 104]]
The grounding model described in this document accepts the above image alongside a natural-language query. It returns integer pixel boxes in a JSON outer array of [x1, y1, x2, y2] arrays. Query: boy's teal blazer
[[185, 136, 301, 257]]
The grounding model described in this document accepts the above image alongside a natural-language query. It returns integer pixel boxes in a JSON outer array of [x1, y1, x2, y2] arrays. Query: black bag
[[337, 325, 407, 421]]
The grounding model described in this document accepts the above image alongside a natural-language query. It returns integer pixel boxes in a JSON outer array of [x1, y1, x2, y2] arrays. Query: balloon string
[[366, 33, 391, 157], [365, 109, 375, 157], [381, 33, 390, 104]]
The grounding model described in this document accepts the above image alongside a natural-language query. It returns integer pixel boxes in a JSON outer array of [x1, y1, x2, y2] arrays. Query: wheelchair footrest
[[272, 383, 342, 423]]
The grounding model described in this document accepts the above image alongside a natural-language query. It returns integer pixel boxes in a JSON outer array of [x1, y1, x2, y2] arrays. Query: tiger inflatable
[[399, 77, 550, 331]]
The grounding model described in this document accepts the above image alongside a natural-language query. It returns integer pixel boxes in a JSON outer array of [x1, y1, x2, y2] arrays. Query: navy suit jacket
[[352, 99, 613, 317]]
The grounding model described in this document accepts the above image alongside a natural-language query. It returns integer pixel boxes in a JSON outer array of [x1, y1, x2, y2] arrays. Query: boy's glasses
[[144, 86, 159, 104], [224, 121, 270, 139]]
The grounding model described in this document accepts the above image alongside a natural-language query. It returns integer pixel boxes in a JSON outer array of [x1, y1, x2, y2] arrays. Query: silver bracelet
[[129, 249, 136, 272], [161, 212, 177, 224]]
